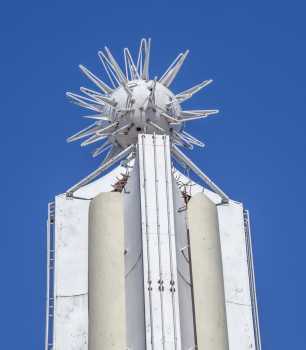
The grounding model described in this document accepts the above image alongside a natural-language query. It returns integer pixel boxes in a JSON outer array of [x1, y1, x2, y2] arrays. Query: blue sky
[[1, 1, 305, 349]]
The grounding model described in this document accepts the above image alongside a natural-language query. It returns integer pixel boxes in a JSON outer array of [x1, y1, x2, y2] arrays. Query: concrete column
[[88, 192, 126, 350], [187, 193, 229, 350]]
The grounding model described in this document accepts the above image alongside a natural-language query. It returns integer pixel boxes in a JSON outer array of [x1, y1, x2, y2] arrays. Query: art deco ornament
[[67, 38, 218, 161], [66, 38, 228, 202]]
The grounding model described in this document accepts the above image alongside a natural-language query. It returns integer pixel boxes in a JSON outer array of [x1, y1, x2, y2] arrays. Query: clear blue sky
[[1, 1, 305, 349]]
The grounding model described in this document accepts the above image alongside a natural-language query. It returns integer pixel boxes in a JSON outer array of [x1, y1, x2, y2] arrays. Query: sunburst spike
[[159, 53, 183, 83], [98, 50, 121, 87], [161, 112, 180, 123], [66, 91, 104, 105], [141, 38, 151, 80], [171, 145, 229, 203], [66, 144, 135, 195], [66, 92, 104, 112], [66, 122, 102, 143], [148, 121, 167, 133], [180, 109, 219, 122], [181, 109, 218, 117], [147, 76, 157, 105], [80, 87, 105, 100], [81, 114, 110, 121], [79, 64, 113, 94], [173, 130, 194, 150], [81, 133, 109, 147], [103, 46, 127, 84], [100, 144, 123, 164], [124, 48, 140, 80], [159, 50, 189, 87], [81, 122, 119, 146], [181, 130, 205, 147], [136, 38, 146, 77], [92, 141, 112, 158], [80, 87, 117, 107], [111, 123, 131, 136], [175, 79, 213, 103]]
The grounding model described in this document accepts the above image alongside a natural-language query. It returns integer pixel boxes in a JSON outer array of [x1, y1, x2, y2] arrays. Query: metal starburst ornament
[[67, 38, 218, 161], [66, 38, 228, 202]]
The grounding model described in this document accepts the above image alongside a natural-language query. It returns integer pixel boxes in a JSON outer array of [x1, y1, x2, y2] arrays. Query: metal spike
[[81, 122, 119, 146], [66, 92, 105, 112], [137, 39, 146, 77], [80, 87, 117, 107], [66, 144, 135, 196], [98, 51, 120, 87], [171, 145, 229, 203], [67, 122, 103, 143], [124, 48, 140, 80], [181, 109, 218, 117], [141, 38, 151, 80], [159, 53, 183, 83], [180, 130, 205, 147], [79, 65, 113, 94], [148, 121, 167, 133], [173, 131, 193, 149], [81, 114, 110, 121], [80, 87, 105, 101], [111, 123, 131, 136], [159, 50, 189, 87], [147, 77, 157, 106], [100, 144, 123, 164], [180, 109, 219, 122], [81, 133, 108, 147], [175, 79, 213, 103], [121, 83, 133, 97], [92, 141, 112, 158], [66, 91, 104, 106], [161, 112, 180, 123], [103, 47, 127, 84]]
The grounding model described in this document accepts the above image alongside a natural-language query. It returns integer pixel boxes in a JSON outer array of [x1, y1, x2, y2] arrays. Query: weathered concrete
[[188, 193, 229, 350], [88, 192, 126, 350]]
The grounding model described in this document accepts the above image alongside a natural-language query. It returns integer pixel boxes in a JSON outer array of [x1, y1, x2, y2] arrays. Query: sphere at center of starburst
[[110, 79, 182, 129]]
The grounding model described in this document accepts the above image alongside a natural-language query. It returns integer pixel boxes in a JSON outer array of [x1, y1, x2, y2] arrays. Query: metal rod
[[153, 134, 166, 350], [140, 135, 155, 349], [171, 145, 229, 203], [45, 207, 50, 350], [66, 144, 134, 195], [244, 210, 262, 350], [163, 136, 179, 349]]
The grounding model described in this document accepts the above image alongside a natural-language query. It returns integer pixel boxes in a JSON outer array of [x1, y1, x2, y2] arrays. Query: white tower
[[45, 39, 261, 350]]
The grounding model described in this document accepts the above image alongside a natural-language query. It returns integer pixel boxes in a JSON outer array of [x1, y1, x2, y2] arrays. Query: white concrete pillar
[[88, 192, 126, 350], [188, 193, 229, 350]]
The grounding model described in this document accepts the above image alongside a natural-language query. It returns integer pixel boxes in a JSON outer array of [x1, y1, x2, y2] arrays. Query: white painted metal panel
[[138, 134, 182, 350], [55, 295, 88, 349], [55, 195, 89, 296], [124, 162, 146, 350], [172, 179, 196, 349], [54, 195, 89, 350], [217, 201, 256, 350]]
